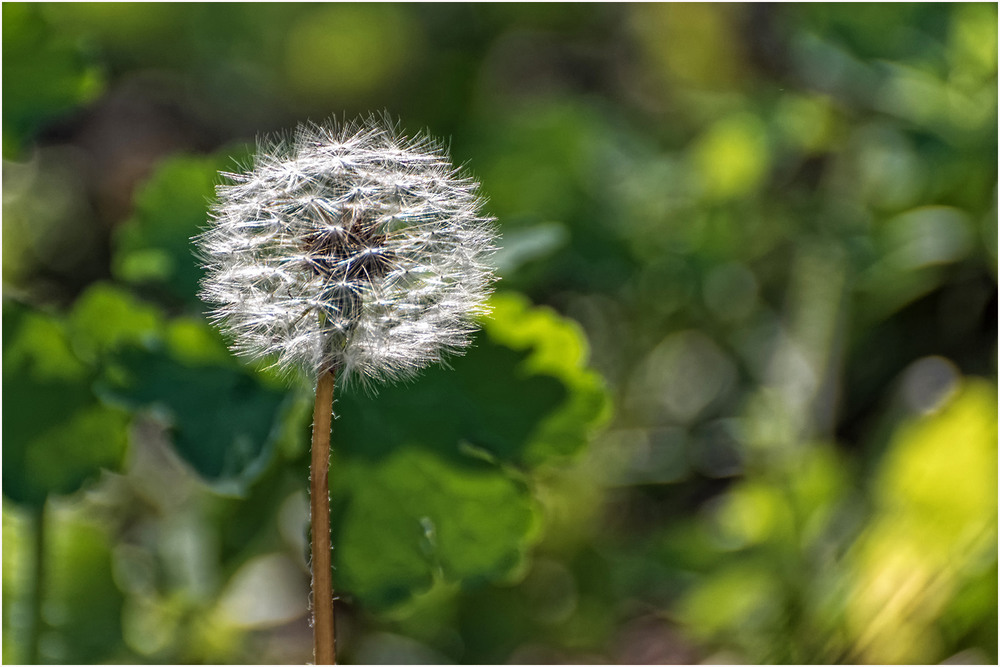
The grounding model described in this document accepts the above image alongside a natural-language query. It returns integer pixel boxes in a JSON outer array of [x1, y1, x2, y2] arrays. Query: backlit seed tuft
[[194, 115, 498, 387]]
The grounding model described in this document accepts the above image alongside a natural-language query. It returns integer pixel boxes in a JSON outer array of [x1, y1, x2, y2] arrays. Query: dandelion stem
[[25, 501, 46, 664], [310, 369, 337, 665]]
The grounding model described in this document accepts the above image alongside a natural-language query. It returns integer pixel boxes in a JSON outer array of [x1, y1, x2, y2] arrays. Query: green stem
[[25, 501, 46, 664]]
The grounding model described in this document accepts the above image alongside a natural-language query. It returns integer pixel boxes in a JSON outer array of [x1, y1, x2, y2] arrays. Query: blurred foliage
[[333, 292, 608, 610], [2, 2, 997, 665], [113, 154, 233, 308], [2, 299, 130, 507], [1, 3, 104, 159]]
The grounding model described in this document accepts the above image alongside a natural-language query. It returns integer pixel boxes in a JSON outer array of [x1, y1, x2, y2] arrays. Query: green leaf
[[4, 281, 290, 498], [485, 292, 611, 465], [67, 281, 165, 363], [113, 154, 228, 306], [106, 345, 292, 496], [336, 447, 540, 610], [335, 292, 609, 468], [332, 293, 609, 609], [2, 300, 88, 383], [2, 301, 129, 507]]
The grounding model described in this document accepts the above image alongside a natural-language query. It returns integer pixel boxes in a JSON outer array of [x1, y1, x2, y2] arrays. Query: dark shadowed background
[[3, 3, 997, 664]]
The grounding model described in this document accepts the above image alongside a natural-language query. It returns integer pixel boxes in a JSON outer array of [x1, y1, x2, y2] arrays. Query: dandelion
[[194, 115, 497, 664], [196, 115, 497, 387]]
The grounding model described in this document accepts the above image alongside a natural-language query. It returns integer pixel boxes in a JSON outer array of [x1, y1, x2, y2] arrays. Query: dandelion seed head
[[195, 115, 498, 387]]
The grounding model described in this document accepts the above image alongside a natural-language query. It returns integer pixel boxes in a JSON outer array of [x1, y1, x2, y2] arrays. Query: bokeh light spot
[[284, 5, 419, 102], [692, 113, 770, 199], [900, 356, 960, 415], [627, 330, 736, 425], [883, 206, 974, 269]]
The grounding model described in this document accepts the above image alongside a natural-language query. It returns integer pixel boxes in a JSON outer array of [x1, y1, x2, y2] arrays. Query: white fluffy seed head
[[194, 115, 498, 388]]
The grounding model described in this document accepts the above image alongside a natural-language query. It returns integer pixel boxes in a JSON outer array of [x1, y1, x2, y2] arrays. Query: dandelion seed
[[195, 114, 498, 388]]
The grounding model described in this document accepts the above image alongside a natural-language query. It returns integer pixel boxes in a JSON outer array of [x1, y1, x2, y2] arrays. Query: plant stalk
[[25, 501, 46, 665], [310, 369, 337, 664]]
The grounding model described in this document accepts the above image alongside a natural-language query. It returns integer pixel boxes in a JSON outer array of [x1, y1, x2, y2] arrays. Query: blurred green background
[[2, 3, 997, 664]]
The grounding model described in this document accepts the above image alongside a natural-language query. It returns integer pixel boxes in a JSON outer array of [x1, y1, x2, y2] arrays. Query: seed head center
[[303, 208, 395, 284]]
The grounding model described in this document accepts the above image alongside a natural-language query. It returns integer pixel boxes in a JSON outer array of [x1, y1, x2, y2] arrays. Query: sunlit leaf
[[485, 292, 611, 464], [692, 113, 771, 200], [876, 378, 997, 546], [68, 282, 164, 363], [845, 379, 998, 664]]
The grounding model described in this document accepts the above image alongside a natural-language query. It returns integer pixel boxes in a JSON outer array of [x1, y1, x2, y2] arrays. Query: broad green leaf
[[335, 292, 609, 468], [113, 154, 228, 306], [9, 280, 293, 497], [163, 316, 233, 367], [336, 447, 540, 610], [106, 346, 292, 496], [2, 301, 129, 507], [485, 292, 611, 465], [67, 281, 165, 364], [332, 294, 609, 609], [2, 301, 88, 383]]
